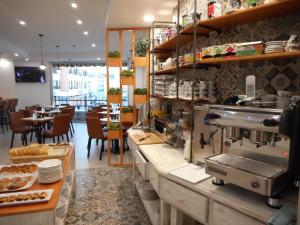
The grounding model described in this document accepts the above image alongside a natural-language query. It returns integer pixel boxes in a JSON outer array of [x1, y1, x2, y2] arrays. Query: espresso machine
[[201, 103, 300, 208]]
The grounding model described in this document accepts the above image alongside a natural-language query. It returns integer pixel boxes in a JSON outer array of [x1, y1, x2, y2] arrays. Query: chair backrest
[[86, 116, 105, 139], [2, 100, 10, 111], [19, 109, 33, 117], [52, 114, 71, 136], [8, 111, 26, 131], [0, 100, 4, 110], [86, 110, 98, 118], [61, 107, 73, 116]]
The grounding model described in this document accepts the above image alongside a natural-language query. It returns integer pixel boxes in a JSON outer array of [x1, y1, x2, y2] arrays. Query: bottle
[[246, 75, 256, 100]]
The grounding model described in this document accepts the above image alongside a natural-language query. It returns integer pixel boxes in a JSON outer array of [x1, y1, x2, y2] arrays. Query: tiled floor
[[0, 123, 150, 225]]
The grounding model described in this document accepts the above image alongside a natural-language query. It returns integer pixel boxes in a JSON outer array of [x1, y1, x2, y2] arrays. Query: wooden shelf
[[153, 52, 300, 75], [200, 51, 300, 64], [152, 0, 300, 56], [152, 94, 216, 103]]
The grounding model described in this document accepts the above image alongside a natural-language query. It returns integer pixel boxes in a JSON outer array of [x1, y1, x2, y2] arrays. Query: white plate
[[0, 174, 37, 193], [38, 159, 62, 169], [0, 189, 53, 207]]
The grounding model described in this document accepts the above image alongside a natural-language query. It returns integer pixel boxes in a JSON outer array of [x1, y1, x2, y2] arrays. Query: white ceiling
[[0, 0, 176, 62]]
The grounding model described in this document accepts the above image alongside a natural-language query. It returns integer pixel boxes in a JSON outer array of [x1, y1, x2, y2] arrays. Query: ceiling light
[[19, 20, 26, 26], [14, 53, 19, 57], [77, 20, 82, 25], [83, 31, 88, 35], [25, 58, 29, 61], [97, 57, 100, 60], [39, 64, 46, 70], [143, 15, 154, 23], [91, 43, 96, 47], [39, 34, 46, 70], [0, 58, 9, 67], [71, 3, 78, 8]]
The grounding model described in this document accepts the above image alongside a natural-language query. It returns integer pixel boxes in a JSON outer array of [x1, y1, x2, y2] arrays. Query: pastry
[[23, 194, 32, 201], [8, 195, 16, 202], [39, 192, 48, 199], [11, 177, 22, 183], [32, 193, 39, 200], [0, 197, 8, 203], [7, 180, 27, 190], [16, 194, 25, 201]]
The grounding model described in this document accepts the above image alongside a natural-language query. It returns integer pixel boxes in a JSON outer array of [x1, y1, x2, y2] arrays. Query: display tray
[[9, 143, 71, 163], [131, 131, 165, 145], [0, 189, 53, 207], [0, 173, 37, 193], [0, 162, 38, 174]]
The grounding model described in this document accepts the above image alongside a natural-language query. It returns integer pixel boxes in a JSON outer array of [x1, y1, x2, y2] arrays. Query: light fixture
[[19, 20, 26, 26], [14, 53, 19, 57], [83, 31, 88, 35], [71, 2, 78, 8], [77, 20, 82, 25], [0, 58, 10, 67], [25, 58, 29, 61], [38, 34, 46, 70], [143, 15, 154, 23], [97, 57, 100, 60], [56, 45, 61, 73], [91, 43, 96, 47]]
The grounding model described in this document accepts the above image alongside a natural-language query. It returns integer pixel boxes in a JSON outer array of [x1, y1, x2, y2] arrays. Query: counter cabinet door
[[209, 201, 265, 225], [161, 177, 208, 224], [133, 149, 149, 180], [149, 163, 160, 194]]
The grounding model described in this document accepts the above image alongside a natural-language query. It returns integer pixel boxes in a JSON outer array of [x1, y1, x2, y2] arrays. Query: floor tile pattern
[[65, 167, 151, 225]]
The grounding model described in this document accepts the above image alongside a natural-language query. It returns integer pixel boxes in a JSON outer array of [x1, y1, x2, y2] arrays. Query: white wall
[[0, 59, 16, 98], [14, 61, 52, 109]]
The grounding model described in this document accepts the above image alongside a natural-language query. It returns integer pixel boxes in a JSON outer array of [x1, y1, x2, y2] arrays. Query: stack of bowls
[[277, 91, 292, 109]]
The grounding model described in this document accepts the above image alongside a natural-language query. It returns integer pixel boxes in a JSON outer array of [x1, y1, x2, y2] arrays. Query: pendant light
[[39, 34, 46, 70], [56, 45, 61, 73]]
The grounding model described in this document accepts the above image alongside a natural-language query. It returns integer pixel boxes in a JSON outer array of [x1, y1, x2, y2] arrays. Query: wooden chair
[[60, 107, 74, 137], [42, 114, 71, 143], [8, 98, 18, 112], [86, 116, 107, 160], [8, 111, 35, 148]]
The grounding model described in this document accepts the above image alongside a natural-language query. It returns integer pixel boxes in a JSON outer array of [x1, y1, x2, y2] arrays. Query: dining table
[[21, 117, 53, 144], [35, 110, 61, 117]]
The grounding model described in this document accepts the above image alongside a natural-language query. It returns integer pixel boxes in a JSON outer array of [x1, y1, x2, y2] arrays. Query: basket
[[108, 130, 121, 139], [107, 57, 121, 67], [121, 112, 134, 122], [134, 95, 147, 104], [121, 76, 134, 86], [107, 94, 121, 103]]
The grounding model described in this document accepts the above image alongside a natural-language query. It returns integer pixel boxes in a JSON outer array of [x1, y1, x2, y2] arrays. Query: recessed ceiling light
[[97, 57, 100, 60], [77, 20, 82, 25], [91, 43, 96, 47], [71, 2, 78, 8], [83, 31, 88, 35], [25, 58, 29, 61], [14, 53, 19, 57], [143, 15, 154, 23], [19, 20, 26, 26]]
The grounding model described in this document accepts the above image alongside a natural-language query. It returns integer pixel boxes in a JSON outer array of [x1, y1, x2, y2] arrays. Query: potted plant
[[134, 88, 147, 104], [107, 122, 121, 139], [135, 38, 150, 67], [107, 51, 121, 67], [120, 69, 134, 85], [121, 106, 134, 122], [107, 88, 121, 103]]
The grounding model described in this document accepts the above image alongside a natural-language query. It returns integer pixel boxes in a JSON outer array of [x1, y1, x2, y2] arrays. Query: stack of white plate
[[265, 41, 286, 54], [38, 159, 63, 184]]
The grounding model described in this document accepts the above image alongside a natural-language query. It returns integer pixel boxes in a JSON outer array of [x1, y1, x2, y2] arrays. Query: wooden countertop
[[128, 129, 298, 223], [0, 146, 74, 217]]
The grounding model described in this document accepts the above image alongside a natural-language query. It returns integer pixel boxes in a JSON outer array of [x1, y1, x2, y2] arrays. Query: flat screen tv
[[15, 67, 46, 83]]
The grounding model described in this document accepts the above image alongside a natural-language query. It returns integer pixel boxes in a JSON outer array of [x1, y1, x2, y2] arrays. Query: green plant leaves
[[108, 51, 120, 58], [121, 70, 134, 77], [108, 88, 120, 95], [108, 122, 120, 130], [134, 88, 147, 95], [136, 38, 150, 57]]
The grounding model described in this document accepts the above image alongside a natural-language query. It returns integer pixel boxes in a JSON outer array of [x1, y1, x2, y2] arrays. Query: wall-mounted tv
[[15, 67, 46, 83]]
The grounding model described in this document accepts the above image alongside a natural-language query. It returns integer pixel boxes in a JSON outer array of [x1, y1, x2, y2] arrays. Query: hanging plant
[[108, 51, 120, 58], [121, 70, 134, 77], [108, 88, 120, 95], [136, 38, 150, 57], [134, 88, 147, 95]]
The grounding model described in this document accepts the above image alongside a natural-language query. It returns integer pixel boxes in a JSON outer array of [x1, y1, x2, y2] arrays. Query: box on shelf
[[222, 43, 237, 56], [107, 94, 121, 103], [121, 76, 134, 85], [107, 57, 121, 67], [108, 130, 121, 139], [202, 46, 214, 58], [121, 112, 134, 122], [213, 45, 225, 57], [134, 57, 147, 67], [236, 41, 264, 56], [134, 95, 147, 104]]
